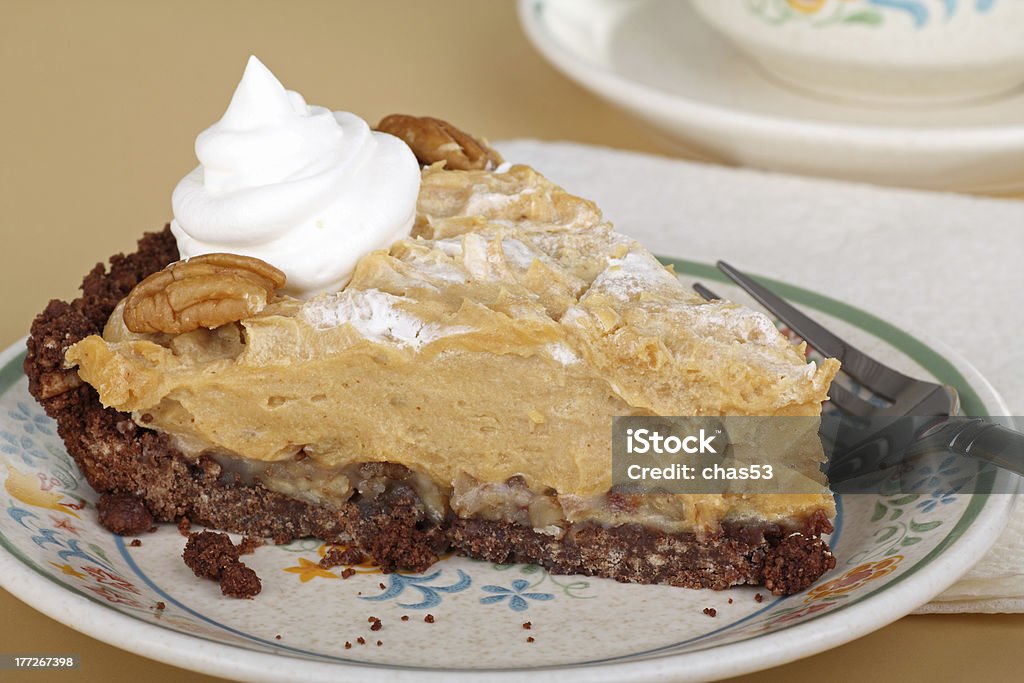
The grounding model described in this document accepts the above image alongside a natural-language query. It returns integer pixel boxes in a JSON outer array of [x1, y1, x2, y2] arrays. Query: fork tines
[[692, 262, 949, 418]]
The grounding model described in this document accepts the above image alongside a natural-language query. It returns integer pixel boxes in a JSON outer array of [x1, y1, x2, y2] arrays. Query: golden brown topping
[[376, 114, 503, 170], [122, 253, 285, 335]]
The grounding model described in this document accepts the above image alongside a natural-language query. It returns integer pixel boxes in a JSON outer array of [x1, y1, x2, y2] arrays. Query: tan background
[[2, 1, 1022, 681]]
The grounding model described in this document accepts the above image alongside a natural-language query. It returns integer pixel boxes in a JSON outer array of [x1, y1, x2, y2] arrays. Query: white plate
[[0, 267, 1016, 682], [518, 0, 1024, 193]]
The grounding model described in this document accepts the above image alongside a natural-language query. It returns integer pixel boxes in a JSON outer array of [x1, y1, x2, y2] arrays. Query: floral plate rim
[[0, 260, 1017, 682]]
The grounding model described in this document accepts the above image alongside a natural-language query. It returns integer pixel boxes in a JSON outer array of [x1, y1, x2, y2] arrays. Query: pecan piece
[[122, 253, 286, 334], [376, 114, 503, 171]]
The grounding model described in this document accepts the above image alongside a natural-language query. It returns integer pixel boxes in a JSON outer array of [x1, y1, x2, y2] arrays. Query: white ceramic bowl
[[691, 0, 1024, 106]]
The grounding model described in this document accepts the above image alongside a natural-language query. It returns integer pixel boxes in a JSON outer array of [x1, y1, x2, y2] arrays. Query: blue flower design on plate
[[480, 579, 555, 611], [866, 0, 997, 27], [360, 569, 471, 609], [908, 455, 967, 492], [3, 402, 56, 466], [8, 505, 113, 570], [1, 430, 48, 467], [9, 402, 54, 436], [916, 489, 959, 513]]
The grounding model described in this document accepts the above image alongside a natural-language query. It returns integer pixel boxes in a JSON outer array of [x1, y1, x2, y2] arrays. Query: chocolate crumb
[[526, 636, 535, 643], [754, 593, 764, 603], [379, 582, 386, 590], [341, 567, 356, 579], [401, 615, 409, 621], [220, 561, 262, 598], [344, 641, 352, 649], [177, 517, 192, 537], [275, 635, 281, 640], [183, 530, 262, 598], [370, 620, 382, 632], [340, 547, 366, 564], [522, 622, 532, 630], [97, 493, 153, 536], [357, 591, 362, 596], [703, 608, 717, 617], [357, 637, 366, 645], [148, 526, 157, 533], [321, 545, 367, 568], [237, 536, 263, 556], [727, 598, 733, 604], [129, 539, 142, 547], [424, 614, 435, 623], [155, 601, 166, 611], [376, 640, 382, 647], [183, 531, 239, 579]]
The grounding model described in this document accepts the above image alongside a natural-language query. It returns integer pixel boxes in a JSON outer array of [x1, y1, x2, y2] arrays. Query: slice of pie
[[28, 154, 840, 595]]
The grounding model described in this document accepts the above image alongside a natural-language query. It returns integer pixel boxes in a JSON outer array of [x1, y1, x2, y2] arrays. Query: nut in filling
[[376, 114, 504, 171], [122, 253, 286, 335]]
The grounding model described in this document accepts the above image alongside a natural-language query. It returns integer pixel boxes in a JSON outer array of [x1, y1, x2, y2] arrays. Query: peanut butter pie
[[26, 57, 840, 596]]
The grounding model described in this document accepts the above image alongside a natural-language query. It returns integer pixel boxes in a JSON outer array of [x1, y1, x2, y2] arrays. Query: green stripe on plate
[[0, 350, 26, 395]]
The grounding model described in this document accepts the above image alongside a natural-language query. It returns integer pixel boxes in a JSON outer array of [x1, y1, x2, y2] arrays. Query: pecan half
[[376, 114, 503, 171], [123, 253, 286, 335]]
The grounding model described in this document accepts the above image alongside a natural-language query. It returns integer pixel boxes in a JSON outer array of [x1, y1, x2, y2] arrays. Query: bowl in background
[[690, 0, 1024, 106]]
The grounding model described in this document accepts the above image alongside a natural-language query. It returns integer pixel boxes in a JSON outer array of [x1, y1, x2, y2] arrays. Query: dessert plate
[[0, 264, 1016, 682], [518, 0, 1024, 193]]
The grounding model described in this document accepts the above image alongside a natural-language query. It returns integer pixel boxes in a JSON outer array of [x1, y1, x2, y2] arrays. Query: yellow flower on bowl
[[787, 0, 827, 13]]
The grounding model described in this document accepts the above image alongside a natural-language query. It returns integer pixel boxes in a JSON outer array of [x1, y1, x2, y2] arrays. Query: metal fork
[[693, 262, 1024, 484]]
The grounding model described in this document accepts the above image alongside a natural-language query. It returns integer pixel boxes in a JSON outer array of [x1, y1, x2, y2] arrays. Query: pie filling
[[208, 452, 831, 537], [65, 164, 839, 540]]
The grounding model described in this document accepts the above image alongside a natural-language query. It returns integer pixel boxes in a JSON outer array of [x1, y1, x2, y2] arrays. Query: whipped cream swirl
[[170, 56, 421, 296]]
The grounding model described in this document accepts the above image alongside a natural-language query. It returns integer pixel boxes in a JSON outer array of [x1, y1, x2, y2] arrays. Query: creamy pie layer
[[66, 164, 839, 532]]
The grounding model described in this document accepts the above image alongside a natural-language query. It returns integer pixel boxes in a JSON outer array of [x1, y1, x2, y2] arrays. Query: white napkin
[[495, 139, 1024, 613]]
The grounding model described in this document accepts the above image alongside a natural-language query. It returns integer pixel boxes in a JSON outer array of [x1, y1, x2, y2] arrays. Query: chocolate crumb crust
[[448, 512, 834, 594], [97, 492, 153, 536], [25, 226, 836, 595]]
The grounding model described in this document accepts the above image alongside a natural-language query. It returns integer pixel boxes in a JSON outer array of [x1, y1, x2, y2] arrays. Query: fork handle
[[929, 418, 1024, 478]]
